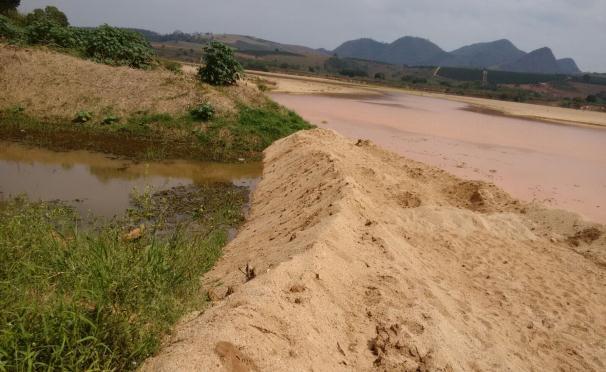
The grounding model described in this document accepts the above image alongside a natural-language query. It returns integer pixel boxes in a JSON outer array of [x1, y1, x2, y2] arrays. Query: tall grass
[[0, 198, 227, 370]]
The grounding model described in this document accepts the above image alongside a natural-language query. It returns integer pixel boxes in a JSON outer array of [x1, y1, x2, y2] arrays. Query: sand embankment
[[144, 129, 605, 371]]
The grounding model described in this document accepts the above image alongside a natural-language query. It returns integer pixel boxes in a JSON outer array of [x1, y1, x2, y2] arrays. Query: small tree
[[25, 6, 69, 27], [198, 41, 242, 86], [0, 0, 20, 14]]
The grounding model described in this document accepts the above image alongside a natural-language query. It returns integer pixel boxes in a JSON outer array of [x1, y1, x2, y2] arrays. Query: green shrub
[[25, 18, 83, 49], [0, 0, 20, 14], [190, 103, 215, 121], [0, 14, 24, 40], [101, 114, 120, 125], [25, 6, 69, 27], [85, 25, 154, 68], [198, 41, 243, 86], [73, 111, 93, 123]]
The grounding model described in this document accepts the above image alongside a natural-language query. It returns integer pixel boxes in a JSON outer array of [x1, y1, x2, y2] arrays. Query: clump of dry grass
[[0, 44, 263, 120]]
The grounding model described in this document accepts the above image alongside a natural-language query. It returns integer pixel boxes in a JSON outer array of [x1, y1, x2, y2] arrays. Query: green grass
[[0, 196, 235, 370], [0, 101, 313, 162]]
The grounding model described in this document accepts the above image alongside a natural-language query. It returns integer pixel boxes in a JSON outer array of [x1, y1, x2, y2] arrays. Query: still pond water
[[0, 141, 262, 218]]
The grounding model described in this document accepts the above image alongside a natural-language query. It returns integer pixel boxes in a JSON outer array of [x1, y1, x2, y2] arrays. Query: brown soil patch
[[143, 129, 606, 371]]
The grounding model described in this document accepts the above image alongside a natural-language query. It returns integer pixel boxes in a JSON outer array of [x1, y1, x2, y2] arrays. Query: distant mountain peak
[[499, 47, 561, 74], [332, 36, 581, 74], [334, 35, 446, 66]]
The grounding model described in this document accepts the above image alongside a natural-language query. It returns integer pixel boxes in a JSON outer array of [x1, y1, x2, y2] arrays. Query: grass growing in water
[[0, 193, 242, 370]]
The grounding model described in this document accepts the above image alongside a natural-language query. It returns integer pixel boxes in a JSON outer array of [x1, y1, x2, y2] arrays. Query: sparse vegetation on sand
[[0, 44, 312, 161], [0, 183, 247, 370]]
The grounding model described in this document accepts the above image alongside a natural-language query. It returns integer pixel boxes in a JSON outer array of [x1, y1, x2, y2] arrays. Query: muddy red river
[[272, 92, 606, 224]]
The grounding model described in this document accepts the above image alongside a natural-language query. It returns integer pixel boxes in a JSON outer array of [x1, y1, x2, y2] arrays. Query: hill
[[334, 36, 447, 66], [333, 36, 582, 74], [134, 28, 584, 75], [446, 39, 526, 68], [500, 47, 562, 74], [557, 58, 582, 74]]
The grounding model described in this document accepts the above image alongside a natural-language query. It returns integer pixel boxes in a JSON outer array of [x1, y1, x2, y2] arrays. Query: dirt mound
[[143, 129, 606, 371], [0, 44, 262, 119]]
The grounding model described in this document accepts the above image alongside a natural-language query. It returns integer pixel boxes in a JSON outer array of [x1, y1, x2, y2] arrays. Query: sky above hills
[[20, 0, 606, 72]]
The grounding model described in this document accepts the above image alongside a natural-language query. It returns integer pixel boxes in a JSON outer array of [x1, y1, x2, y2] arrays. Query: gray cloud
[[19, 0, 606, 71]]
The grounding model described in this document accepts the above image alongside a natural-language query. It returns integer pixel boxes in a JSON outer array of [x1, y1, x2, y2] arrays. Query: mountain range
[[333, 37, 581, 74]]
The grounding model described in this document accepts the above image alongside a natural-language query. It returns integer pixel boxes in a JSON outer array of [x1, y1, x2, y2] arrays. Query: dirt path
[[143, 129, 605, 371]]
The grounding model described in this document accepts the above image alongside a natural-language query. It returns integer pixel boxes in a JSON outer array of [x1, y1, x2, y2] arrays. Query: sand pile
[[143, 129, 605, 371]]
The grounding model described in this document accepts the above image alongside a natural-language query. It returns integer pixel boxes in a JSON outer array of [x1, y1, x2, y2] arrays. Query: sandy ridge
[[143, 129, 605, 371]]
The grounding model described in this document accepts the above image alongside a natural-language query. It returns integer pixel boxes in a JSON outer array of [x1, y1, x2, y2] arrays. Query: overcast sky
[[20, 0, 606, 72]]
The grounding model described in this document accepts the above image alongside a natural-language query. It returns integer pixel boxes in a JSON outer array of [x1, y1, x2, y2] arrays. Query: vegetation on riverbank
[[0, 43, 312, 161], [1, 6, 313, 162], [0, 99, 311, 161], [0, 183, 247, 370], [1, 7, 154, 68]]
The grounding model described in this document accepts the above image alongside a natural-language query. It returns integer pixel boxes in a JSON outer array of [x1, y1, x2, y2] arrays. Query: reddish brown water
[[0, 142, 262, 218], [272, 92, 606, 224]]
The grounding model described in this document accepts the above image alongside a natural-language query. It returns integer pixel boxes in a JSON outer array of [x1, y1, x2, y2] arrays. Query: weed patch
[[0, 101, 313, 161], [0, 187, 245, 370]]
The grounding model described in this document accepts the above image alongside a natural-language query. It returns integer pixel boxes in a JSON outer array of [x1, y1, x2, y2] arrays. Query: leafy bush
[[0, 10, 155, 70], [0, 14, 24, 40], [85, 25, 154, 68], [25, 6, 69, 27], [73, 111, 93, 123], [0, 0, 20, 14], [101, 114, 120, 125], [25, 18, 84, 48], [198, 41, 243, 86], [190, 102, 215, 121]]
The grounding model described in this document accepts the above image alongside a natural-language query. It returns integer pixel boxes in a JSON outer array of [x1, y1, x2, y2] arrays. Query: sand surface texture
[[144, 129, 605, 371]]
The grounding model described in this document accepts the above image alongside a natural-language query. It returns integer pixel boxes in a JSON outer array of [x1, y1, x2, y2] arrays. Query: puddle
[[0, 141, 262, 218]]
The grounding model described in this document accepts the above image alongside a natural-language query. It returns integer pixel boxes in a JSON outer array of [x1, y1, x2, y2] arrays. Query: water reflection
[[0, 142, 262, 218]]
